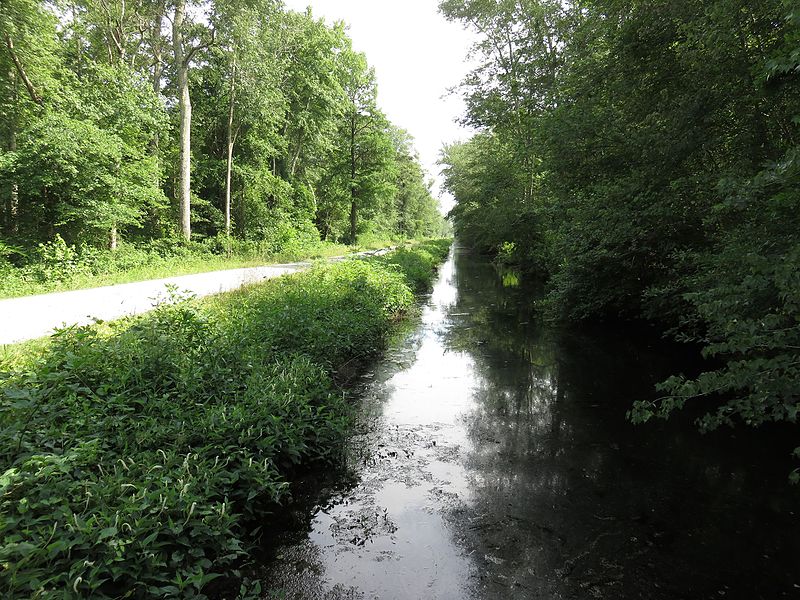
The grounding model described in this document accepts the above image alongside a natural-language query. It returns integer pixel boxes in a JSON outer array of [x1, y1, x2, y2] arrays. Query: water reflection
[[445, 247, 800, 599], [261, 245, 800, 600], [499, 269, 520, 288]]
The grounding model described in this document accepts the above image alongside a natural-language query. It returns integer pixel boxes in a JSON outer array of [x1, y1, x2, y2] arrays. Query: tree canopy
[[0, 0, 447, 253], [440, 0, 800, 471]]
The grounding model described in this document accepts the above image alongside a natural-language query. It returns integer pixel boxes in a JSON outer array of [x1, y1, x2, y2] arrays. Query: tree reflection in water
[[443, 246, 800, 600]]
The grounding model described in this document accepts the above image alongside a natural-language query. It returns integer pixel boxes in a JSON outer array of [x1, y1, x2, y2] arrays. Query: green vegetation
[[0, 234, 400, 299], [439, 0, 800, 470], [0, 0, 448, 288], [372, 245, 448, 293], [0, 241, 450, 598]]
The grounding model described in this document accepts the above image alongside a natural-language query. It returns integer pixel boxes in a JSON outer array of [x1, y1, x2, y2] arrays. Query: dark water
[[260, 245, 800, 599]]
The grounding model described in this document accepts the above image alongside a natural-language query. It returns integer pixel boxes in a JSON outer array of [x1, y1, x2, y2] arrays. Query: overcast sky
[[282, 0, 478, 212]]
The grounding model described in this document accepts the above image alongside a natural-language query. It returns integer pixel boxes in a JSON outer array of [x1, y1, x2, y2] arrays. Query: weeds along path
[[0, 241, 451, 599], [0, 248, 393, 345]]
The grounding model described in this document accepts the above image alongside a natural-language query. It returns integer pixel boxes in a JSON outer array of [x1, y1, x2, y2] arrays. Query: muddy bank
[[259, 245, 800, 600]]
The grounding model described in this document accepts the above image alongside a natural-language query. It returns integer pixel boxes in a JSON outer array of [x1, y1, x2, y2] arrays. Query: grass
[[0, 338, 53, 374], [0, 239, 451, 599], [0, 237, 403, 300]]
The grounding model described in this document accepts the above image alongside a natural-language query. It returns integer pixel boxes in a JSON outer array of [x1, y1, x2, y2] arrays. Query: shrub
[[370, 239, 451, 293]]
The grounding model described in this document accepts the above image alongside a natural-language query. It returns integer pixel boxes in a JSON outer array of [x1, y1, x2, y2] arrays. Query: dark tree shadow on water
[[441, 247, 800, 600]]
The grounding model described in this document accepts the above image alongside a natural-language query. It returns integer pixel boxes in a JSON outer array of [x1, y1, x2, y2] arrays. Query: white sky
[[282, 0, 478, 212]]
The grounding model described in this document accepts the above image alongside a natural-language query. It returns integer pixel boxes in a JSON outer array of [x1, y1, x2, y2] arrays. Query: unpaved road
[[0, 249, 390, 345]]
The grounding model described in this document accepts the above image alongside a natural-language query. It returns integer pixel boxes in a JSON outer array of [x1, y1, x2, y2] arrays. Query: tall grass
[[0, 240, 450, 598]]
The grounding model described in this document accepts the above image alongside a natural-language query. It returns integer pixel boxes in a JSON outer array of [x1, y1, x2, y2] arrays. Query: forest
[[439, 0, 800, 470], [0, 0, 447, 295]]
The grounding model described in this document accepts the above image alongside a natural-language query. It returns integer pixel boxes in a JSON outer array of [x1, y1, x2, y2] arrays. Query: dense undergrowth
[[0, 239, 451, 598], [0, 233, 402, 300]]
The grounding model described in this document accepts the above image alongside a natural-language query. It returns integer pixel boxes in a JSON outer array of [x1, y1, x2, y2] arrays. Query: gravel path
[[0, 249, 391, 345]]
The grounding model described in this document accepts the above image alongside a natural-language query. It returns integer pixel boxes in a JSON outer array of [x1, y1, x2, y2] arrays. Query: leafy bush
[[370, 239, 452, 292], [629, 152, 800, 478], [215, 259, 414, 373], [0, 243, 450, 597]]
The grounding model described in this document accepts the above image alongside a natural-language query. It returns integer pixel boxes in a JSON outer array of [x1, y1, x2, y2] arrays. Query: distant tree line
[[0, 0, 446, 254], [440, 0, 800, 467]]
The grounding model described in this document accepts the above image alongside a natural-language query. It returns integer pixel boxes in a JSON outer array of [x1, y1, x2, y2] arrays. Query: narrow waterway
[[261, 245, 800, 600]]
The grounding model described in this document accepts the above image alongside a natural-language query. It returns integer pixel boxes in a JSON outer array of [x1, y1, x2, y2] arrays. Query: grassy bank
[[0, 235, 403, 300], [0, 239, 451, 598]]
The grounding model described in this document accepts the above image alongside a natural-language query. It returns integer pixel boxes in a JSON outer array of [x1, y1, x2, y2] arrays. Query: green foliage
[[0, 243, 450, 596], [371, 239, 452, 293], [0, 233, 375, 298], [0, 307, 339, 596], [391, 129, 448, 240], [440, 134, 550, 274], [314, 48, 398, 244], [1, 0, 439, 272], [441, 0, 800, 466], [630, 149, 800, 436], [214, 259, 415, 373]]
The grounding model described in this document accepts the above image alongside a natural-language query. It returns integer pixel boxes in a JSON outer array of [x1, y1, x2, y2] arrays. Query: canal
[[260, 244, 800, 599]]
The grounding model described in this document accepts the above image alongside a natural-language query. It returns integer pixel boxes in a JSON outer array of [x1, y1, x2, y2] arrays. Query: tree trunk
[[349, 116, 357, 244], [109, 225, 118, 250], [4, 34, 43, 105], [150, 0, 163, 157], [349, 195, 357, 245], [289, 133, 303, 179], [6, 69, 19, 235], [172, 0, 192, 241], [146, 1, 164, 237], [238, 181, 246, 236], [289, 99, 311, 179], [224, 59, 236, 237]]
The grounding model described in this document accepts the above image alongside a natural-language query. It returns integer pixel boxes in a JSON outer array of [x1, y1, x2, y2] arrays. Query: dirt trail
[[0, 248, 391, 345]]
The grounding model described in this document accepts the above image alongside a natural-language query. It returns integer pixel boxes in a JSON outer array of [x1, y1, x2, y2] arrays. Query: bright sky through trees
[[283, 0, 478, 211]]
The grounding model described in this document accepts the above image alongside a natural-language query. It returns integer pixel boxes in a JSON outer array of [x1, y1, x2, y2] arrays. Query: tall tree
[[171, 0, 214, 240], [212, 0, 281, 236], [321, 49, 395, 243], [0, 0, 57, 235]]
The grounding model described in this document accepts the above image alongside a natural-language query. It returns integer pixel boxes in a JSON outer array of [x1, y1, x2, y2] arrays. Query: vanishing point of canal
[[260, 245, 800, 600]]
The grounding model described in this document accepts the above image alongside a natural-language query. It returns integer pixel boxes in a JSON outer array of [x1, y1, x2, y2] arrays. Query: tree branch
[[184, 28, 216, 65], [4, 33, 43, 105]]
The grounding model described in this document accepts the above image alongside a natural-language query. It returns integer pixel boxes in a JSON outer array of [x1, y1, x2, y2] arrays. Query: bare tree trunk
[[289, 99, 311, 179], [308, 179, 317, 213], [239, 181, 246, 236], [289, 133, 303, 179], [145, 1, 164, 238], [349, 194, 357, 245], [172, 0, 191, 241], [151, 0, 163, 156], [224, 58, 236, 237]]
